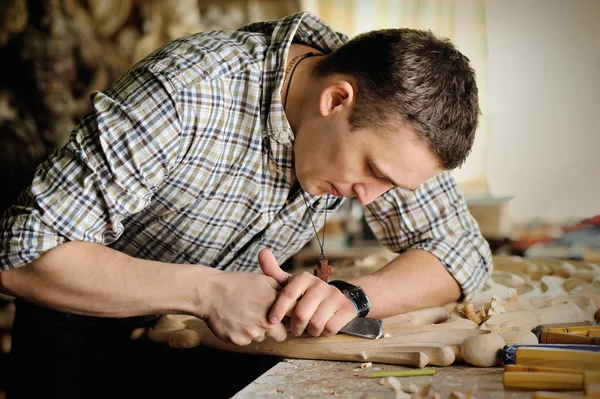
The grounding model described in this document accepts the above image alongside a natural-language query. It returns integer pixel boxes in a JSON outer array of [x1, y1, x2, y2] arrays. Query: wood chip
[[360, 362, 373, 369], [386, 377, 412, 399], [403, 382, 418, 393]]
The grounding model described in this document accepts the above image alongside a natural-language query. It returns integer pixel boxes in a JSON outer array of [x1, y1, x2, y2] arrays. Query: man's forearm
[[350, 249, 462, 319], [0, 241, 218, 318]]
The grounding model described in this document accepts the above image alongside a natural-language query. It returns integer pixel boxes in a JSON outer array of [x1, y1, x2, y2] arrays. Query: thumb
[[258, 248, 291, 286]]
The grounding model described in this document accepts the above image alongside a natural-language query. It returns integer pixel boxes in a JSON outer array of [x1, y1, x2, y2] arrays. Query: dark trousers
[[5, 299, 282, 399]]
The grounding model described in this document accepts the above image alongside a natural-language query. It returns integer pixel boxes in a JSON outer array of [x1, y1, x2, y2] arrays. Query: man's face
[[293, 118, 443, 205]]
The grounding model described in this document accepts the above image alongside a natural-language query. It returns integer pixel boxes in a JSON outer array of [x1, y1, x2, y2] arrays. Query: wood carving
[[144, 255, 600, 369], [149, 315, 484, 367], [383, 305, 450, 326], [461, 330, 505, 367]]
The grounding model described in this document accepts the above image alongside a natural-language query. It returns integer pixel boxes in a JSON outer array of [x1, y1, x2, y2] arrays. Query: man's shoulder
[[115, 11, 346, 93], [130, 29, 268, 90]]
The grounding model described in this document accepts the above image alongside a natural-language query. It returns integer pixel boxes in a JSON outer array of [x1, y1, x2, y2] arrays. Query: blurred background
[[0, 0, 598, 265]]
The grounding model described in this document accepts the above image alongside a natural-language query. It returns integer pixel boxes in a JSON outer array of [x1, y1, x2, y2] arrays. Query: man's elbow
[[0, 267, 26, 298]]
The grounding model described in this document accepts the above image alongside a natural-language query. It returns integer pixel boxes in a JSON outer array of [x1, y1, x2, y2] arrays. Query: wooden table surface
[[232, 358, 560, 399], [233, 254, 595, 399]]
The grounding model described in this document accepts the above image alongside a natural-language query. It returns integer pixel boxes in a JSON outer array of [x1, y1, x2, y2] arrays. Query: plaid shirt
[[0, 12, 491, 299]]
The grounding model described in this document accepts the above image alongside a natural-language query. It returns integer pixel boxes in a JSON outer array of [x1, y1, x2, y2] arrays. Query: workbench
[[228, 253, 599, 399], [232, 358, 538, 398], [142, 252, 598, 398]]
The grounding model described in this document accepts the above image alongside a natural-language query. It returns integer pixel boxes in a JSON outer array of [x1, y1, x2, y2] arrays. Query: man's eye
[[368, 166, 388, 182]]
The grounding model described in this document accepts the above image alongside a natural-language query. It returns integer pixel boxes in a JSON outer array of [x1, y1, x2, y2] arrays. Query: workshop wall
[[485, 0, 600, 224], [299, 0, 599, 225], [0, 0, 300, 216]]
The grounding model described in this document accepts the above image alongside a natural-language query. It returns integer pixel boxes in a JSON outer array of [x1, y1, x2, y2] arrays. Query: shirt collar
[[240, 12, 346, 143], [237, 12, 346, 195]]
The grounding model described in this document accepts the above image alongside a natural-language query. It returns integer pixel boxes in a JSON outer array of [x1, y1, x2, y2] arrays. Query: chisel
[[502, 344, 600, 370]]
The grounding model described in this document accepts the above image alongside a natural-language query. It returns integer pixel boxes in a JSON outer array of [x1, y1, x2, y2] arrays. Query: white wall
[[485, 0, 600, 223]]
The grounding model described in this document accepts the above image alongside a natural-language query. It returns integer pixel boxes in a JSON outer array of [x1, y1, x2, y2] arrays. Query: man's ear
[[318, 81, 354, 117]]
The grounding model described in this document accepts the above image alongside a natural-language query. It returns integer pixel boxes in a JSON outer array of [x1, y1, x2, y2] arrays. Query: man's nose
[[352, 182, 391, 205]]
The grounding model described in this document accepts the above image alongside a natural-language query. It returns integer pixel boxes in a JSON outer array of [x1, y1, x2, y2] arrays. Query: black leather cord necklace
[[282, 51, 332, 282], [282, 52, 318, 111]]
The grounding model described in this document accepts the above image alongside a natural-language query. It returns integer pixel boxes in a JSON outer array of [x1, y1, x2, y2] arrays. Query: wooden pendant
[[314, 259, 332, 282]]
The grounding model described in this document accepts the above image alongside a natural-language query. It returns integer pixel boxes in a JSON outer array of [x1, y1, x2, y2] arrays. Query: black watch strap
[[328, 280, 371, 317]]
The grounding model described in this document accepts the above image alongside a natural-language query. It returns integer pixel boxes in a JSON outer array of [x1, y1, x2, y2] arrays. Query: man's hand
[[258, 249, 357, 337], [201, 269, 288, 346]]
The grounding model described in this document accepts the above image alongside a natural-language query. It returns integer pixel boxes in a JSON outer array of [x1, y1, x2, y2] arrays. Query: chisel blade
[[339, 317, 383, 339]]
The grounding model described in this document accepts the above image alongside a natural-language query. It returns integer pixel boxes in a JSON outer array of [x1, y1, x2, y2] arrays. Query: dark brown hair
[[313, 28, 480, 170]]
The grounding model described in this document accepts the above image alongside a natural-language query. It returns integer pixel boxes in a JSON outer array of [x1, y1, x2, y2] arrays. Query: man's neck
[[283, 44, 323, 131]]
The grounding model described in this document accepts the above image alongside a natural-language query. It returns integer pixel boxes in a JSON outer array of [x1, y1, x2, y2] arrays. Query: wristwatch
[[328, 280, 371, 317]]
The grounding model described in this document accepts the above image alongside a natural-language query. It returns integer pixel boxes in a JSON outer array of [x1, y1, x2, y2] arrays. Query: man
[[0, 11, 491, 399]]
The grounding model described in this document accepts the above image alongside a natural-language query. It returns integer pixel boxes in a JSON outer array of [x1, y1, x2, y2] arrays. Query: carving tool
[[536, 331, 600, 345], [503, 370, 600, 391], [532, 392, 589, 399], [502, 344, 600, 369], [535, 321, 596, 330], [531, 324, 600, 338], [338, 317, 383, 340], [503, 365, 600, 391]]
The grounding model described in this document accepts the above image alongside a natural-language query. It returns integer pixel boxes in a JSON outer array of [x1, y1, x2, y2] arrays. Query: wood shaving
[[421, 383, 436, 397], [487, 295, 507, 315], [459, 303, 483, 324], [384, 333, 392, 338], [466, 384, 479, 399], [360, 362, 373, 369], [386, 377, 412, 399], [403, 382, 418, 393], [386, 376, 401, 391]]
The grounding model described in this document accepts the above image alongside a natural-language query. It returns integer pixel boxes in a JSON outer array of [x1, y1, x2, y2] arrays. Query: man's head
[[287, 28, 479, 205], [312, 28, 480, 170]]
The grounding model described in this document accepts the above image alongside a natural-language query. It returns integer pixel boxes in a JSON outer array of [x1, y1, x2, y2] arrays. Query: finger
[[265, 322, 288, 342], [258, 248, 291, 286], [253, 333, 266, 343], [288, 292, 326, 337], [321, 309, 358, 338], [268, 280, 304, 325], [305, 300, 339, 337]]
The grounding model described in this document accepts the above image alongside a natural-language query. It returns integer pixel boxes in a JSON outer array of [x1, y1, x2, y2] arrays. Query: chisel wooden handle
[[532, 325, 600, 338], [539, 331, 600, 345], [503, 371, 583, 390], [503, 345, 600, 370]]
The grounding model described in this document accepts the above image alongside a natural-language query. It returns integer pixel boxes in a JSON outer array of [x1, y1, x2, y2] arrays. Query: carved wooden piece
[[461, 330, 505, 367], [148, 313, 490, 367], [145, 256, 600, 370], [481, 302, 585, 332]]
